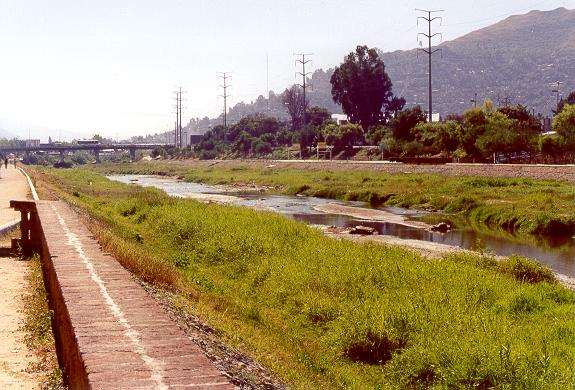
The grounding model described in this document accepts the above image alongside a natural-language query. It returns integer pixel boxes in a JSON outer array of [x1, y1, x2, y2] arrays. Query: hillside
[[186, 7, 575, 134], [384, 7, 575, 117]]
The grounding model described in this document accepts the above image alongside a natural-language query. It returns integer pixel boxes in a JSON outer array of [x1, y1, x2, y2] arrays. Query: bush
[[498, 255, 556, 284]]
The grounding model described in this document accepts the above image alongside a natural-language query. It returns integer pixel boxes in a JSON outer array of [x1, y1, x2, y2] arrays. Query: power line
[[416, 8, 444, 122], [218, 72, 232, 130], [294, 53, 312, 127]]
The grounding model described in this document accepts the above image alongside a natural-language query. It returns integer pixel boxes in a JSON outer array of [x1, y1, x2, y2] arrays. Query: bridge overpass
[[0, 143, 172, 162]]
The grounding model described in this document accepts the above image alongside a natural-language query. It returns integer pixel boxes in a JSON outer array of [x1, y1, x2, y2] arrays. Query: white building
[[331, 114, 349, 125]]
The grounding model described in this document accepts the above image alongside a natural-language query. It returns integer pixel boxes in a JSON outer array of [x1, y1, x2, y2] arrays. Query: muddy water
[[108, 175, 575, 278]]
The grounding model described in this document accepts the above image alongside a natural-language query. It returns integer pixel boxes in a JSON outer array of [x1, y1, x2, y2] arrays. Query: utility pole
[[416, 9, 443, 122], [294, 53, 312, 127], [470, 92, 478, 108], [551, 81, 563, 111], [266, 52, 270, 113], [218, 72, 232, 130], [173, 87, 186, 148]]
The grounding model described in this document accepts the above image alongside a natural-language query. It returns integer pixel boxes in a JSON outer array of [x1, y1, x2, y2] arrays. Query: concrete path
[[0, 164, 30, 225], [35, 200, 234, 388], [0, 165, 42, 388]]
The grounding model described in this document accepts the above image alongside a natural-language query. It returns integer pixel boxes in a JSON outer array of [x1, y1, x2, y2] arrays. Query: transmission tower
[[551, 81, 563, 109], [416, 9, 443, 122], [173, 87, 186, 148], [294, 53, 313, 126], [218, 72, 232, 130]]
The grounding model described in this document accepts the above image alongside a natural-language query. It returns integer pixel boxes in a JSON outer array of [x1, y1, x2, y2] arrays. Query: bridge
[[0, 143, 173, 162]]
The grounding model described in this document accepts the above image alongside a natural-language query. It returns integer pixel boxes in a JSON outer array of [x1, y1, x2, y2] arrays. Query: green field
[[33, 166, 575, 389]]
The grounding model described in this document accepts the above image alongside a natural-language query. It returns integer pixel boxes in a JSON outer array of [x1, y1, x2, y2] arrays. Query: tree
[[322, 123, 363, 154], [461, 107, 488, 159], [552, 103, 575, 148], [366, 125, 391, 146], [390, 106, 426, 141], [412, 121, 461, 156], [330, 45, 404, 131], [475, 111, 517, 160], [497, 104, 541, 155], [306, 106, 332, 128], [299, 125, 320, 152], [282, 85, 305, 130], [539, 136, 564, 163], [555, 91, 575, 114]]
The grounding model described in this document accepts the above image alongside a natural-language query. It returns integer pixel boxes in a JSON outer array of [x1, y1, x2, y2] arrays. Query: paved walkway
[[36, 200, 234, 388], [0, 165, 42, 388], [0, 164, 30, 225]]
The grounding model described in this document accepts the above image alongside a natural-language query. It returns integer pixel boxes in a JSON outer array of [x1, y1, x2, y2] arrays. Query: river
[[108, 174, 575, 279]]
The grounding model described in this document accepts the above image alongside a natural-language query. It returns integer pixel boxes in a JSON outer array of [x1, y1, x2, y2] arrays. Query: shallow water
[[108, 175, 575, 278]]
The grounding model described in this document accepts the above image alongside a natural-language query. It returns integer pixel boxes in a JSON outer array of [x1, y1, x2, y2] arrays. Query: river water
[[108, 175, 575, 278]]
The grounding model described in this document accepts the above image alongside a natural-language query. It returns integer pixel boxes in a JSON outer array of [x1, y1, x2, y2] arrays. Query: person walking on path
[[4, 158, 7, 169]]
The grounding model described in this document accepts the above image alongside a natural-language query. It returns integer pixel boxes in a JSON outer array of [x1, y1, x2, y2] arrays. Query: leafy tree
[[330, 45, 404, 131], [282, 85, 305, 130], [276, 128, 295, 146], [497, 104, 541, 155], [299, 125, 320, 152], [461, 107, 488, 159], [251, 139, 272, 155], [553, 103, 575, 147], [71, 151, 92, 165], [539, 136, 564, 163], [475, 111, 517, 159], [234, 131, 254, 157], [390, 106, 426, 141], [322, 123, 363, 154], [306, 106, 332, 128], [412, 121, 461, 156], [555, 91, 575, 114], [366, 125, 391, 146]]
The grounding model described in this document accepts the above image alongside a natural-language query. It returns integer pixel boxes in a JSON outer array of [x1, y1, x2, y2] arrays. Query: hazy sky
[[0, 0, 573, 140]]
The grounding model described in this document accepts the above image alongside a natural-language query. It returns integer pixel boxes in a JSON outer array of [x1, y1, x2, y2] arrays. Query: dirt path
[[0, 165, 42, 388], [0, 166, 31, 225], [0, 257, 41, 388]]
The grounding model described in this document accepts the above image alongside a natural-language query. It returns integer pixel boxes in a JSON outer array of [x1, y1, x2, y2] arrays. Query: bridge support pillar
[[129, 148, 136, 162], [93, 149, 100, 163], [59, 150, 65, 161]]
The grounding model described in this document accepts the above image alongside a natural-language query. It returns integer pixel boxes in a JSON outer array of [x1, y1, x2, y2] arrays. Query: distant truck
[[77, 139, 100, 145]]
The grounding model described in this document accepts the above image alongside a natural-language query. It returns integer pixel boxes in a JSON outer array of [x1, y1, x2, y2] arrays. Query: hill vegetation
[[183, 7, 575, 136]]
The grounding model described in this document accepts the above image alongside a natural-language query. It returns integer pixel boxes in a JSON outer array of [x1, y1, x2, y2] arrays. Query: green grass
[[21, 255, 64, 389], [33, 166, 575, 389], [94, 161, 575, 237]]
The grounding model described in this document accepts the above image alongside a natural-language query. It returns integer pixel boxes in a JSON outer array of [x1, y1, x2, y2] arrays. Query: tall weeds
[[34, 167, 575, 389]]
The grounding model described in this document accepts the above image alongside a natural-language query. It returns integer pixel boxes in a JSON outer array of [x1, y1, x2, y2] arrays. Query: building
[[331, 114, 349, 125]]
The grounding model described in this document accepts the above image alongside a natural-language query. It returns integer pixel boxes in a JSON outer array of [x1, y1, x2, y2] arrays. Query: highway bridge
[[0, 143, 172, 162]]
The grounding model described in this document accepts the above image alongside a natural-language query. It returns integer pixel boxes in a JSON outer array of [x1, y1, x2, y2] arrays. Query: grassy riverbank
[[33, 166, 575, 388], [94, 161, 575, 237]]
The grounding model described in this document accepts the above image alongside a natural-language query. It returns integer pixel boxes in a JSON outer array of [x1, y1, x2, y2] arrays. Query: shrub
[[498, 255, 556, 284]]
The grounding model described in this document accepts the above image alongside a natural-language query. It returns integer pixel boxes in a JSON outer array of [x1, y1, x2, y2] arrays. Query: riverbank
[[94, 160, 575, 237], [29, 166, 575, 389], [147, 187, 575, 291]]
